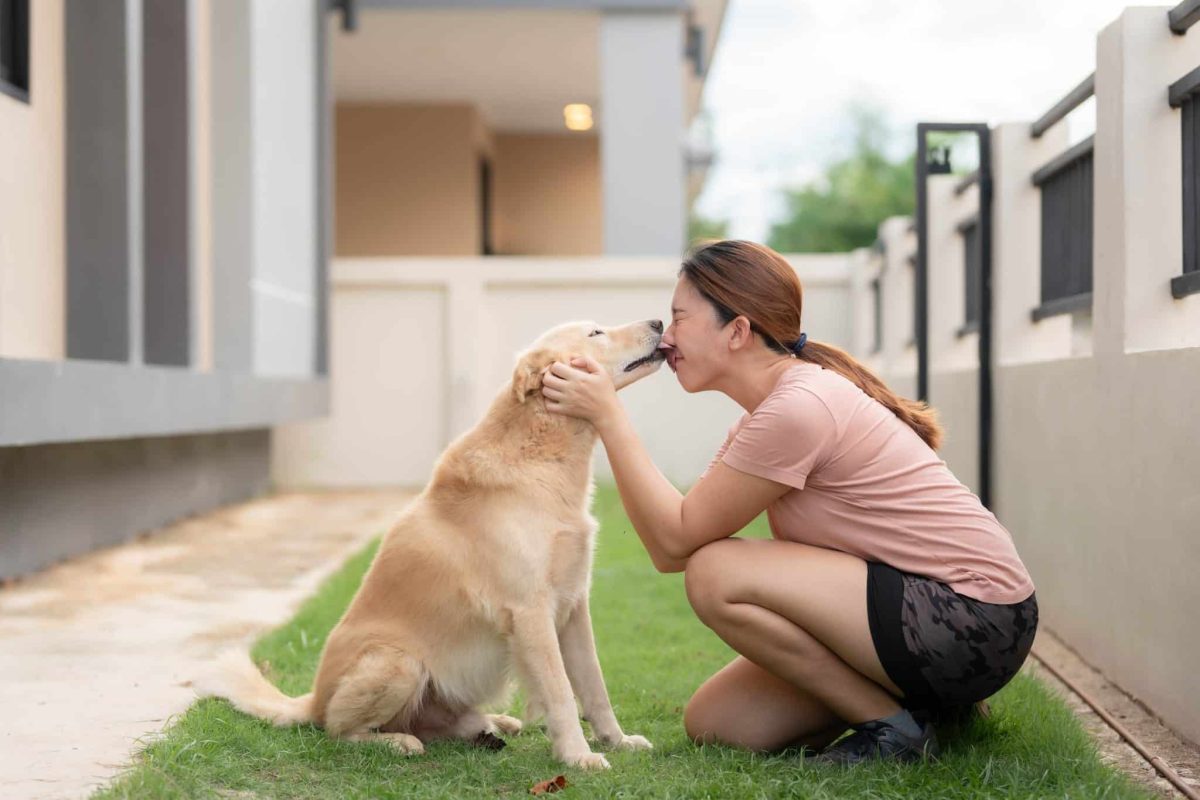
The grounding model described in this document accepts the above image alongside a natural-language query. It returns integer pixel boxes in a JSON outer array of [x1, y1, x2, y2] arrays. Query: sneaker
[[814, 718, 939, 765]]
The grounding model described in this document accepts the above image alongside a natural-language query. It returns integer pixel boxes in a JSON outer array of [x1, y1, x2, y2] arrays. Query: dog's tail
[[193, 650, 315, 727]]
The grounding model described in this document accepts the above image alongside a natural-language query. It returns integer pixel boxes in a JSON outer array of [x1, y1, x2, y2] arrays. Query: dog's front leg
[[559, 599, 653, 751], [509, 606, 610, 770]]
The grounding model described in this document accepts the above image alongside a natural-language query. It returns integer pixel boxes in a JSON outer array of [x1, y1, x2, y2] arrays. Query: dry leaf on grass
[[529, 774, 569, 795]]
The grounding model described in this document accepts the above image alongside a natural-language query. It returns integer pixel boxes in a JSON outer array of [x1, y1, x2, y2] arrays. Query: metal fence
[[1032, 136, 1095, 319]]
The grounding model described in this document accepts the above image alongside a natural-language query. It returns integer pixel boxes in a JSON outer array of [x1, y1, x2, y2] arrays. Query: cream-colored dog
[[195, 319, 665, 770]]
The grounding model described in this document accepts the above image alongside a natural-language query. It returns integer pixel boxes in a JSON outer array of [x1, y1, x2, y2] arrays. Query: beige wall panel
[[492, 133, 601, 256], [335, 104, 482, 256], [0, 0, 65, 360]]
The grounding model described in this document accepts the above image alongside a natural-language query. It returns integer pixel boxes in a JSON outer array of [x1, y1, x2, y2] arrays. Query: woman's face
[[660, 278, 729, 393]]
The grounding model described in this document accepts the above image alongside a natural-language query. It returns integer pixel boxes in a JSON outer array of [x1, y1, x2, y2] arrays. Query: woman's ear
[[510, 347, 563, 403], [728, 315, 754, 350]]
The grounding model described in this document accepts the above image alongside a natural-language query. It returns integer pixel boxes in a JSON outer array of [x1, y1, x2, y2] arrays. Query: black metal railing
[[1169, 0, 1200, 34], [0, 0, 30, 103], [1030, 73, 1094, 139], [1031, 136, 1094, 320], [953, 170, 979, 196], [956, 216, 981, 333], [1169, 65, 1200, 297]]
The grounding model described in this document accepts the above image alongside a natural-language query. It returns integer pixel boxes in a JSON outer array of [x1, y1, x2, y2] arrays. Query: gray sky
[[694, 0, 1134, 241]]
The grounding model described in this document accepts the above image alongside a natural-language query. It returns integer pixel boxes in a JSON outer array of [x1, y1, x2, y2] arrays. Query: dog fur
[[194, 319, 665, 770]]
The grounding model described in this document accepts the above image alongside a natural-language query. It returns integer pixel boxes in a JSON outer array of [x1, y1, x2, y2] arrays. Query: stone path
[[0, 490, 414, 800], [1030, 630, 1200, 799]]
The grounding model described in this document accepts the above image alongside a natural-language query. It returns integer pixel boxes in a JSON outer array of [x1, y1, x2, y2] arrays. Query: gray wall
[[0, 430, 270, 581], [991, 350, 1200, 745], [65, 0, 133, 363], [928, 370, 979, 496], [862, 345, 1200, 742]]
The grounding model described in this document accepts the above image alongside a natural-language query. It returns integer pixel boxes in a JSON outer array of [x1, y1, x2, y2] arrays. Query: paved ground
[[1030, 631, 1200, 799], [0, 490, 414, 800]]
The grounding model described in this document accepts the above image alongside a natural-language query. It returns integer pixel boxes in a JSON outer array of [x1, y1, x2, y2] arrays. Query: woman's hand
[[542, 356, 620, 430]]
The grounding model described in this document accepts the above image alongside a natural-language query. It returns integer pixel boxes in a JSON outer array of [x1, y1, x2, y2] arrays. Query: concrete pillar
[[599, 12, 685, 257], [209, 0, 319, 377], [209, 0, 254, 373], [65, 0, 140, 364]]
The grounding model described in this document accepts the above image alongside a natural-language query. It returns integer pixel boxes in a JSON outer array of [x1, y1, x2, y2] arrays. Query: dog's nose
[[648, 319, 664, 333]]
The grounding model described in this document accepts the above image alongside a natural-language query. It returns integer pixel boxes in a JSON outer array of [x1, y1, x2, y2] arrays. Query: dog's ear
[[511, 347, 564, 403]]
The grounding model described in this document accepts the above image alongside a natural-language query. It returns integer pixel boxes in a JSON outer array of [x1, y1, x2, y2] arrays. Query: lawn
[[97, 486, 1152, 799]]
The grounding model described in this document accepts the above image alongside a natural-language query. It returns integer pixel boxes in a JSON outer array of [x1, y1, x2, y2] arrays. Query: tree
[[687, 212, 730, 248], [767, 109, 914, 253]]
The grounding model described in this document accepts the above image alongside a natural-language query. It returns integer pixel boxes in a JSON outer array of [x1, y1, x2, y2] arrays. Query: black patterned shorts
[[866, 561, 1038, 710]]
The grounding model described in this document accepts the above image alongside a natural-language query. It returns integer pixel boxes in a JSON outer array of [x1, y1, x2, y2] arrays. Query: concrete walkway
[[0, 490, 414, 800]]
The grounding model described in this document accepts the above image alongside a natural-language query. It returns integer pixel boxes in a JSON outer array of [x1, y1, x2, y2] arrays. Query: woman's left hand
[[542, 356, 619, 428]]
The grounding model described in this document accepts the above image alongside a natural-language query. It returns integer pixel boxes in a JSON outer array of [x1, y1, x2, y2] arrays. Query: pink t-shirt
[[702, 362, 1034, 604]]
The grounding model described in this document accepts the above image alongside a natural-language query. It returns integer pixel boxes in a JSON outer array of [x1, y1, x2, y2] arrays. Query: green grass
[[97, 487, 1152, 799]]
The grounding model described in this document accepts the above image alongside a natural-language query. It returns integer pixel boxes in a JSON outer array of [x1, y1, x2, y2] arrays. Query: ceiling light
[[563, 103, 593, 132]]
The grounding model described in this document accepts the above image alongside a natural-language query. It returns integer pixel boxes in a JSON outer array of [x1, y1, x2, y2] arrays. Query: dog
[[195, 319, 666, 770]]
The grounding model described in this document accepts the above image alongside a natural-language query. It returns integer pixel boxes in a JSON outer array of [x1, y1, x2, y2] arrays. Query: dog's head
[[511, 319, 666, 403]]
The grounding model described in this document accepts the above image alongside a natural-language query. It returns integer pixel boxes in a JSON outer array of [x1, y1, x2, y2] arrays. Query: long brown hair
[[680, 239, 943, 451]]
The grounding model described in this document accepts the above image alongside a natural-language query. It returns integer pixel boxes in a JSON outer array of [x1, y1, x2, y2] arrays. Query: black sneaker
[[813, 719, 939, 765]]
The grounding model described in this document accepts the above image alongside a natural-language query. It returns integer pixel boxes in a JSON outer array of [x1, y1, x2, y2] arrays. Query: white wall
[[271, 254, 852, 488], [846, 7, 1200, 746], [250, 0, 318, 377], [600, 13, 686, 256], [1097, 8, 1200, 354]]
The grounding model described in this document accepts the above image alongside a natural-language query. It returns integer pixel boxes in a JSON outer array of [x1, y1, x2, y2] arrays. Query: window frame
[[0, 0, 30, 104], [1030, 135, 1095, 321], [1169, 64, 1200, 298], [956, 215, 981, 337]]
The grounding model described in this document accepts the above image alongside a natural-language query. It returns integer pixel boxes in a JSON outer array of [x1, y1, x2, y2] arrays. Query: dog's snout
[[647, 319, 664, 334]]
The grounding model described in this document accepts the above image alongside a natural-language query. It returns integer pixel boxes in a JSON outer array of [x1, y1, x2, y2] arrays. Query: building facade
[[0, 0, 727, 579]]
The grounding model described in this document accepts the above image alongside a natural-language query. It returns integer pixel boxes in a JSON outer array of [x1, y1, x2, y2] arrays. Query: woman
[[540, 240, 1037, 764]]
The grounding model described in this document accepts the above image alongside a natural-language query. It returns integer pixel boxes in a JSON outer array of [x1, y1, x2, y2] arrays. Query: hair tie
[[790, 332, 808, 355]]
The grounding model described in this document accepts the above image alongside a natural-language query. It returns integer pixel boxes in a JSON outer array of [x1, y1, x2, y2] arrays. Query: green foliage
[[768, 108, 915, 253], [688, 213, 731, 249]]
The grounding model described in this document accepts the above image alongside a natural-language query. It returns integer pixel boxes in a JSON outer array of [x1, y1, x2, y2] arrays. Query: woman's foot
[[814, 717, 939, 765]]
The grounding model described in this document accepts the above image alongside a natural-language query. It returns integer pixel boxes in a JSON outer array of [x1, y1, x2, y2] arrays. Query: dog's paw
[[488, 714, 524, 736], [561, 751, 611, 771], [612, 733, 653, 751], [353, 732, 425, 756]]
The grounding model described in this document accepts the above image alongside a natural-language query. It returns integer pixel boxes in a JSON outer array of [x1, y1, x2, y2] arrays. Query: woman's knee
[[682, 688, 719, 745], [683, 538, 742, 622], [684, 683, 829, 752]]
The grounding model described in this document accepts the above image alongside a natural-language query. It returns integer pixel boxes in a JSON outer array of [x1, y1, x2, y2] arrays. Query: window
[[1169, 66, 1200, 298], [957, 217, 981, 335], [0, 0, 29, 102], [1031, 135, 1094, 321]]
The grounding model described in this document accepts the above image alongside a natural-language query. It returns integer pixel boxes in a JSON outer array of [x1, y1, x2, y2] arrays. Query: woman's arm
[[543, 358, 790, 572], [589, 405, 689, 572]]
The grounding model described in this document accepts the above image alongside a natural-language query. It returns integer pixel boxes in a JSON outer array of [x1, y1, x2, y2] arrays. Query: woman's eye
[[588, 329, 604, 337]]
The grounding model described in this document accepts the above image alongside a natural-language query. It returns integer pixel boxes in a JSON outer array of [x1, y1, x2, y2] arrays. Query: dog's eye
[[588, 329, 604, 337]]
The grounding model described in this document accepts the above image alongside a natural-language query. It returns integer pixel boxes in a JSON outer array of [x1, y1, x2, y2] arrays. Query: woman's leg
[[684, 655, 847, 752], [683, 537, 905, 731]]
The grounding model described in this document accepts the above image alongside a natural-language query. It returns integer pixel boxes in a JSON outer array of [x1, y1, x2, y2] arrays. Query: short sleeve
[[721, 386, 837, 490], [698, 417, 745, 482]]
